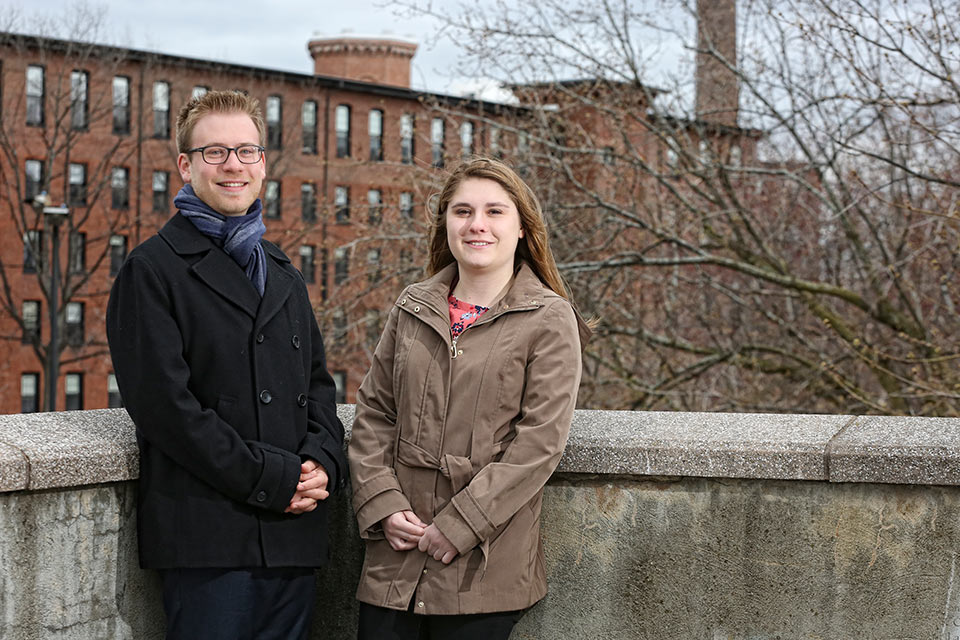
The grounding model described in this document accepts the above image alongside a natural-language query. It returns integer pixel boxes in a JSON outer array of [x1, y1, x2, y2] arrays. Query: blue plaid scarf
[[175, 184, 267, 296]]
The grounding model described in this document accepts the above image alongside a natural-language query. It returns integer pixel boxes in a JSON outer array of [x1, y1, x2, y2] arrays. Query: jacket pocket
[[216, 394, 238, 425]]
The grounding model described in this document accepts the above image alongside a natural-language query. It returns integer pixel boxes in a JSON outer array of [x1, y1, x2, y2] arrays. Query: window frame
[[301, 183, 317, 222], [369, 109, 384, 161], [22, 300, 40, 344], [70, 70, 89, 131], [111, 166, 129, 210], [266, 95, 283, 150], [153, 81, 170, 138], [26, 65, 45, 127], [109, 234, 127, 277], [21, 373, 40, 413], [112, 75, 131, 135], [302, 100, 318, 154], [431, 117, 445, 168], [335, 105, 351, 158]]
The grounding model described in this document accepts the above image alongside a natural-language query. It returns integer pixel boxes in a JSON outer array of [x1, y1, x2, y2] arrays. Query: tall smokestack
[[695, 0, 739, 127]]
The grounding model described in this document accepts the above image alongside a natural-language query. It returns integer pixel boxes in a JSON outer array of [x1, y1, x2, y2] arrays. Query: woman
[[348, 157, 590, 640]]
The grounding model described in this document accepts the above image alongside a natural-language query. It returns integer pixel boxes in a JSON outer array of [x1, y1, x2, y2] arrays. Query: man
[[106, 90, 346, 640]]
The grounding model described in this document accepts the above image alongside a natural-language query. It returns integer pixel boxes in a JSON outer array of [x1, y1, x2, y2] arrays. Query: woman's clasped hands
[[382, 510, 458, 564]]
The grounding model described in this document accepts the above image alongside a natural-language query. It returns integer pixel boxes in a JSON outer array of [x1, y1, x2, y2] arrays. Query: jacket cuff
[[433, 492, 487, 554], [355, 488, 412, 538], [243, 444, 301, 512]]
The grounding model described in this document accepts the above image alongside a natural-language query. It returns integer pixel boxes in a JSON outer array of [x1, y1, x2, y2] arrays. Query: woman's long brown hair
[[426, 157, 571, 300]]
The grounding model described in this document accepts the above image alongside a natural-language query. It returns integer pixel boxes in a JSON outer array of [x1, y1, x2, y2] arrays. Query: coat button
[[414, 306, 420, 312], [297, 393, 307, 407], [256, 491, 267, 502], [259, 390, 272, 404], [256, 333, 265, 344], [292, 335, 301, 349], [417, 601, 424, 608]]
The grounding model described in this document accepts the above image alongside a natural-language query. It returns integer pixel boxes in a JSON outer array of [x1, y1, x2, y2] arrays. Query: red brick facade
[[0, 33, 513, 414]]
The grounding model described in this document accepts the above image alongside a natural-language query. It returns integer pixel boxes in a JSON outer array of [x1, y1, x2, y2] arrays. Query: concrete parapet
[[4, 407, 960, 638]]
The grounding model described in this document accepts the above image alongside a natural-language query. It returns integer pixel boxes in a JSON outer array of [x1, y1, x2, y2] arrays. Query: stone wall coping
[[2, 406, 959, 492]]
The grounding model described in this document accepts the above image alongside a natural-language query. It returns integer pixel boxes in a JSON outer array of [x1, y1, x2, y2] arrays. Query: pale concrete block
[[829, 415, 960, 485], [0, 442, 27, 491], [558, 410, 852, 481], [0, 409, 138, 490]]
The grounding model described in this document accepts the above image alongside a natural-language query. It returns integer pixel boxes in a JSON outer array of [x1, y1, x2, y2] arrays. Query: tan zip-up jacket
[[348, 262, 588, 614]]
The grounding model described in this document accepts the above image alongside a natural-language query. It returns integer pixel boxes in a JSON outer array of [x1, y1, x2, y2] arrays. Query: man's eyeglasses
[[186, 144, 265, 165]]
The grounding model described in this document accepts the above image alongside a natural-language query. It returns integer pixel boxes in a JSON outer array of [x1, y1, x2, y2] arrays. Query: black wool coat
[[106, 213, 347, 569]]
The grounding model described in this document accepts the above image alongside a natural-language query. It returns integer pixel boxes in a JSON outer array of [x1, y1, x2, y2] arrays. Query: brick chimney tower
[[695, 0, 738, 127], [308, 34, 418, 88]]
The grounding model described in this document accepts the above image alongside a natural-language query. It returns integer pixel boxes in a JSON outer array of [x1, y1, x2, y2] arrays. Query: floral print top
[[448, 294, 489, 339]]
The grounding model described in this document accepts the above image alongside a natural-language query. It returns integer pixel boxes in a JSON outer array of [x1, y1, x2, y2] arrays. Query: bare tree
[[396, 0, 960, 416], [0, 6, 137, 410]]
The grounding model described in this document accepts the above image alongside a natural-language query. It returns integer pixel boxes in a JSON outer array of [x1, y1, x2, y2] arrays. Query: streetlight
[[31, 192, 70, 411]]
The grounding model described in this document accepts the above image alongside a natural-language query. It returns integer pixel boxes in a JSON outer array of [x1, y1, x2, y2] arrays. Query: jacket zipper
[[448, 302, 540, 360], [401, 293, 540, 360]]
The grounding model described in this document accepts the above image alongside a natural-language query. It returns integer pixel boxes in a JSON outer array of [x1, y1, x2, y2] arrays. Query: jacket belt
[[396, 438, 474, 493]]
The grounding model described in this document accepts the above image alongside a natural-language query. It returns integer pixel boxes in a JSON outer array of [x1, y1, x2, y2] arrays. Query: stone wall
[[3, 407, 960, 639]]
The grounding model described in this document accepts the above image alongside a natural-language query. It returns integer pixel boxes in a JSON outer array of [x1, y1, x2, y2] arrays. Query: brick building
[[0, 0, 754, 415], [0, 31, 520, 413]]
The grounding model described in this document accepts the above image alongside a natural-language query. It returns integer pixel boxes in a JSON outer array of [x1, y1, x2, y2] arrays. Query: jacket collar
[[158, 213, 293, 322], [407, 261, 555, 312]]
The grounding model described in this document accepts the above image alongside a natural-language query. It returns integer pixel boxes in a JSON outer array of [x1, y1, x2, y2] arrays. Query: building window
[[460, 121, 474, 158], [369, 109, 384, 161], [302, 101, 317, 154], [320, 248, 328, 301], [399, 192, 413, 220], [266, 95, 282, 150], [367, 248, 381, 283], [22, 300, 40, 344], [192, 86, 208, 99], [152, 171, 169, 213], [25, 159, 42, 203], [111, 167, 129, 209], [301, 183, 316, 222], [431, 118, 445, 168], [265, 180, 281, 219], [367, 189, 382, 225], [112, 76, 130, 135], [109, 235, 127, 276], [153, 81, 170, 138], [70, 70, 88, 130], [332, 371, 346, 404], [366, 309, 381, 345], [299, 245, 315, 284], [23, 230, 42, 274], [730, 144, 743, 167], [335, 105, 351, 158], [334, 247, 348, 285], [490, 126, 502, 158], [400, 114, 414, 164], [332, 311, 347, 344], [107, 373, 123, 408], [335, 186, 350, 223], [26, 65, 44, 126], [68, 163, 87, 206], [65, 373, 83, 411], [21, 374, 39, 413], [65, 301, 84, 347], [68, 231, 86, 274]]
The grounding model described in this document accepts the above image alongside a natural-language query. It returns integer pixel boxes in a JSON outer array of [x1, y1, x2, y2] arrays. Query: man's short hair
[[175, 90, 266, 153]]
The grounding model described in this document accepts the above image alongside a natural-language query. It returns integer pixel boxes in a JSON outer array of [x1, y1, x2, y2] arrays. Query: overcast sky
[[10, 0, 469, 94]]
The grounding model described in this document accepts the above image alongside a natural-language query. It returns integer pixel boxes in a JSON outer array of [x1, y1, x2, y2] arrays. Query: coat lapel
[[159, 214, 261, 319], [255, 242, 295, 332]]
